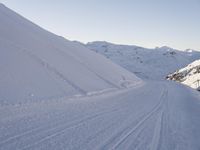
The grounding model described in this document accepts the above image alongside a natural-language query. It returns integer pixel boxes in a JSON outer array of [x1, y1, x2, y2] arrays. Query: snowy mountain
[[167, 59, 200, 90], [1, 3, 200, 150], [0, 3, 141, 104], [86, 41, 200, 80]]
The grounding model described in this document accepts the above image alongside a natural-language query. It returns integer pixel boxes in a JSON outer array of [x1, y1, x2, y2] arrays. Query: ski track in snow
[[0, 108, 118, 146], [100, 87, 168, 150], [1, 81, 200, 150]]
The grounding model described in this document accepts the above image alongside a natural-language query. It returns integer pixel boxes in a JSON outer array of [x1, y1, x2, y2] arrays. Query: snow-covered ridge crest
[[86, 41, 200, 80], [167, 59, 200, 90]]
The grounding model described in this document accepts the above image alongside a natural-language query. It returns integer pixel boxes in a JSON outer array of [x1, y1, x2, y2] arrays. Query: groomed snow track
[[0, 81, 200, 150]]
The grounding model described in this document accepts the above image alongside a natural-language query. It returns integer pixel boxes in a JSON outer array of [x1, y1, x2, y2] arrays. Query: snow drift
[[0, 4, 141, 104]]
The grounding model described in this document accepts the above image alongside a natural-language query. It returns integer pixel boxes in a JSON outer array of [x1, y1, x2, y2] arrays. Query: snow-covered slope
[[0, 4, 141, 104], [167, 59, 200, 90], [1, 4, 200, 150], [86, 41, 200, 80]]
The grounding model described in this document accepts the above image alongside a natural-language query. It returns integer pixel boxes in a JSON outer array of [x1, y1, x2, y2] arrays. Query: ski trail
[[1, 82, 199, 150], [0, 108, 118, 147], [104, 88, 167, 150], [19, 108, 120, 150], [149, 88, 168, 150], [149, 111, 164, 150]]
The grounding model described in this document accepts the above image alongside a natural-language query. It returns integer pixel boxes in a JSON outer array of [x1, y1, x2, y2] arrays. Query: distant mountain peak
[[185, 49, 195, 53], [155, 46, 174, 51], [86, 42, 200, 80]]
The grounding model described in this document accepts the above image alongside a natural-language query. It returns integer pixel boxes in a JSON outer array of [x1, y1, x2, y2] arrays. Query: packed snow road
[[0, 81, 200, 150]]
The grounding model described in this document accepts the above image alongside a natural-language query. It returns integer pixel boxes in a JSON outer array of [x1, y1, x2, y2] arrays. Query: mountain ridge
[[86, 41, 200, 80]]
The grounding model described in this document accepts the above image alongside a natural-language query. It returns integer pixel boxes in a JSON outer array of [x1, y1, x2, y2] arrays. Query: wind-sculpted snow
[[86, 41, 200, 80], [0, 4, 141, 104]]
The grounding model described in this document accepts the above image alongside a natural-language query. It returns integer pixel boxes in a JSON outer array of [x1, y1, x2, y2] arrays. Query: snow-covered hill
[[167, 59, 200, 90], [86, 41, 200, 80], [0, 4, 141, 105]]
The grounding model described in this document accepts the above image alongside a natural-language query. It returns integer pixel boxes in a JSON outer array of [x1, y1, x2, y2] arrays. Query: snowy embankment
[[0, 3, 141, 105], [86, 41, 200, 80]]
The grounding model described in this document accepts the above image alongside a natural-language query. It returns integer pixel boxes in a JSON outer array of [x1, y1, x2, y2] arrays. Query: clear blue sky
[[0, 0, 199, 50]]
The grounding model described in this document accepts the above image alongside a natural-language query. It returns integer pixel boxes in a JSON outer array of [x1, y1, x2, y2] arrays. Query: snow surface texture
[[1, 3, 200, 150], [1, 82, 200, 150], [86, 41, 200, 80], [0, 3, 141, 104], [167, 59, 200, 90]]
